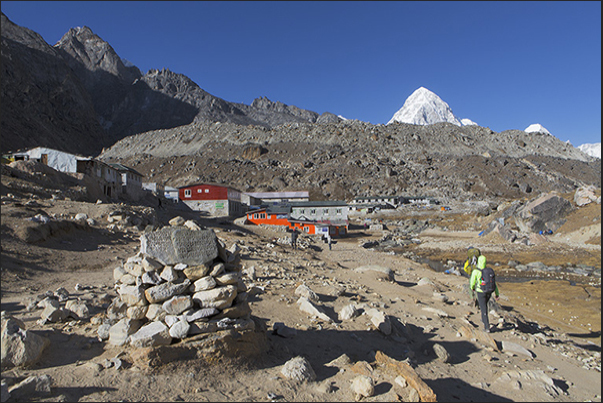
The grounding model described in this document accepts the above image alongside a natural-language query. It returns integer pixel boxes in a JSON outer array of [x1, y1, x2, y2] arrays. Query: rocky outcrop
[[515, 193, 574, 233]]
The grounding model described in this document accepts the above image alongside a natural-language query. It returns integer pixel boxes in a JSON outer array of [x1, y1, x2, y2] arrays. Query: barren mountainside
[[98, 120, 601, 202]]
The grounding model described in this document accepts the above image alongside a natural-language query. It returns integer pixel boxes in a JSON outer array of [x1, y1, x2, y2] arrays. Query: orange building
[[245, 204, 348, 237]]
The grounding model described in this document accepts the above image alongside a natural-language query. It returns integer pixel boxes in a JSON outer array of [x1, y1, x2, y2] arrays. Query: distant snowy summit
[[387, 87, 476, 127], [577, 143, 601, 159], [524, 123, 551, 135], [461, 118, 478, 126]]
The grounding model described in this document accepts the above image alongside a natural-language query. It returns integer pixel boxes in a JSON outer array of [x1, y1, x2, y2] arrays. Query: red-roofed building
[[179, 183, 244, 217]]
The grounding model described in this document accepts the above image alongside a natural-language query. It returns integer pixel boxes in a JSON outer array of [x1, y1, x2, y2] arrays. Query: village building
[[243, 191, 310, 206], [245, 200, 349, 238], [406, 196, 440, 206], [349, 195, 407, 211], [179, 183, 245, 217], [10, 147, 121, 199], [142, 182, 163, 193], [108, 163, 144, 201], [163, 186, 180, 203]]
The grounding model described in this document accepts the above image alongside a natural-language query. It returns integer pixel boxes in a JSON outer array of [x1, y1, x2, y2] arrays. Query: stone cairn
[[98, 220, 254, 348]]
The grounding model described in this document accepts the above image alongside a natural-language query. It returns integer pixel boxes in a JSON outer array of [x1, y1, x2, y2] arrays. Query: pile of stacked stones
[[98, 223, 254, 348]]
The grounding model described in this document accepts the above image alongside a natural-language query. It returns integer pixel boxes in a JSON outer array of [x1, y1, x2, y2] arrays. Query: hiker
[[327, 234, 332, 251], [470, 255, 500, 333], [291, 228, 298, 250], [463, 246, 481, 277]]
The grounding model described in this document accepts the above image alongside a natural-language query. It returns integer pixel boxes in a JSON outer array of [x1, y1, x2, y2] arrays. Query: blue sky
[[2, 1, 601, 146]]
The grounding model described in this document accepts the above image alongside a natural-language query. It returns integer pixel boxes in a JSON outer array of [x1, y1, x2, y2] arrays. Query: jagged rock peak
[[251, 96, 289, 111], [55, 25, 141, 82], [388, 87, 462, 126], [141, 68, 202, 94], [58, 25, 95, 41]]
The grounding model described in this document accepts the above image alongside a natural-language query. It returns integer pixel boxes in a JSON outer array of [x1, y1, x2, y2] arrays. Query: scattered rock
[[281, 356, 316, 382]]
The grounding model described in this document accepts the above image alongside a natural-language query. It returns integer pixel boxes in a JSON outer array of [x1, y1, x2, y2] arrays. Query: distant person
[[470, 255, 500, 333], [327, 234, 332, 251], [291, 228, 298, 250]]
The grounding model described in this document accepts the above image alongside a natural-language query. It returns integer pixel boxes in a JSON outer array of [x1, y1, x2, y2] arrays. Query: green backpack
[[463, 247, 481, 275]]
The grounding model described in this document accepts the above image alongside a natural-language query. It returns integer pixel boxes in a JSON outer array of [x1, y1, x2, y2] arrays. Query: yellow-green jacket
[[469, 256, 499, 296]]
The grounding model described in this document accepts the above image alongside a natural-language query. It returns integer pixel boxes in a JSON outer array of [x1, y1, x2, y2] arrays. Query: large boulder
[[574, 185, 600, 207], [1, 315, 50, 368], [514, 193, 574, 233]]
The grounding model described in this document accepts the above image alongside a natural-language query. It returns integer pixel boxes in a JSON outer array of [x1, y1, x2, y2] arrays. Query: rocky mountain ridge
[[98, 119, 601, 202], [0, 14, 340, 156]]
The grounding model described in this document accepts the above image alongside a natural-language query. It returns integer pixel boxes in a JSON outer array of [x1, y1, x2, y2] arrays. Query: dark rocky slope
[[1, 14, 339, 155], [1, 13, 107, 156]]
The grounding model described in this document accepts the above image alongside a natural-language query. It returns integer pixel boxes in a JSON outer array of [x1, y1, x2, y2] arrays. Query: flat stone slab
[[140, 227, 218, 266]]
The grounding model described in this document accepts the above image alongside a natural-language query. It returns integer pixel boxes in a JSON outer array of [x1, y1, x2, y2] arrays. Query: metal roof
[[267, 205, 291, 214], [107, 163, 144, 177], [290, 200, 348, 207], [245, 191, 309, 199]]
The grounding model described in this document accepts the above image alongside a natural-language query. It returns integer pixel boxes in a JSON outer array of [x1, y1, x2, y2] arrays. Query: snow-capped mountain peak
[[577, 143, 601, 159], [524, 123, 551, 135], [387, 87, 476, 127]]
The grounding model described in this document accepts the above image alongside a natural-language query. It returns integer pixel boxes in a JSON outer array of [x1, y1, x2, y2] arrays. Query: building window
[[184, 189, 192, 197], [205, 189, 209, 193], [260, 213, 266, 219], [323, 208, 329, 215], [304, 227, 310, 233], [336, 208, 342, 215], [254, 213, 258, 219], [300, 209, 305, 214], [310, 209, 316, 215]]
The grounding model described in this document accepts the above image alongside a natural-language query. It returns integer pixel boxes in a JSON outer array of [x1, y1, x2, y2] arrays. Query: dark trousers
[[476, 291, 492, 331]]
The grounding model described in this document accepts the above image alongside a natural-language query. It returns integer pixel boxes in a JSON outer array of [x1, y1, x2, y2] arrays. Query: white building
[[243, 191, 309, 206], [163, 186, 180, 203]]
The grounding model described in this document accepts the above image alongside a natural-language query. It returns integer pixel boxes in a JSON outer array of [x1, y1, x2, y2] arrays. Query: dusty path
[[1, 211, 600, 402]]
